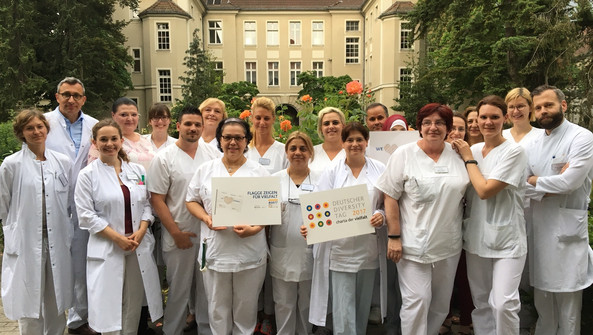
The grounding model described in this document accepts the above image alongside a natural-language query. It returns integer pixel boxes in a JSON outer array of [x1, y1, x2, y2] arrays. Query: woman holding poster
[[306, 122, 387, 335], [186, 118, 269, 335], [376, 103, 469, 335]]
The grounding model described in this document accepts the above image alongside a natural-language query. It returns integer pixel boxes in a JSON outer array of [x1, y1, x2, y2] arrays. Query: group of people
[[0, 76, 592, 335]]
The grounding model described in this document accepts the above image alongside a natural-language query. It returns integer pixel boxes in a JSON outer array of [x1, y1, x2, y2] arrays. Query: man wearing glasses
[[45, 77, 99, 335]]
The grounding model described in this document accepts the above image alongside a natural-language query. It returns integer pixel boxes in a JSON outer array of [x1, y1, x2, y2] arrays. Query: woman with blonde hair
[[247, 97, 288, 174], [503, 87, 543, 146], [199, 98, 228, 148], [308, 107, 346, 172]]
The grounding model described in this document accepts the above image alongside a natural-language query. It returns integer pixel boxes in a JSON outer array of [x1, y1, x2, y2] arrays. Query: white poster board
[[299, 184, 374, 245], [367, 131, 420, 164], [212, 176, 281, 227]]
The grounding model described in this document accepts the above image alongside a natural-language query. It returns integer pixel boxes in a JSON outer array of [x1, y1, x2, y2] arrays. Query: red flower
[[339, 90, 343, 94], [280, 120, 292, 132], [239, 110, 251, 119], [346, 80, 363, 95], [300, 94, 313, 102]]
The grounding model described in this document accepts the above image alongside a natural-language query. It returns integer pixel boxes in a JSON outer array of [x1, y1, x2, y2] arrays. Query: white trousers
[[103, 252, 144, 335], [194, 262, 212, 335], [202, 265, 266, 335], [67, 223, 90, 328], [330, 269, 376, 335], [272, 277, 312, 335], [162, 245, 198, 335], [19, 238, 66, 335], [397, 254, 459, 335], [466, 252, 526, 335], [533, 288, 582, 335]]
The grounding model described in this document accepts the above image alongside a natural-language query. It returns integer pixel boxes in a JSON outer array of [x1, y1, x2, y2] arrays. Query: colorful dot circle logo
[[324, 211, 331, 217], [318, 221, 324, 227], [326, 219, 332, 226], [309, 222, 315, 229], [323, 202, 329, 208], [316, 212, 322, 218], [315, 204, 321, 210], [308, 214, 314, 220], [306, 205, 313, 211]]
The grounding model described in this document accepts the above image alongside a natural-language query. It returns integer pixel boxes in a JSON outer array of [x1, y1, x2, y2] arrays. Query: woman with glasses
[[143, 103, 176, 152], [308, 107, 346, 173], [305, 122, 387, 335], [186, 118, 270, 335], [452, 96, 528, 335], [377, 103, 470, 335], [503, 88, 543, 146], [270, 131, 320, 335]]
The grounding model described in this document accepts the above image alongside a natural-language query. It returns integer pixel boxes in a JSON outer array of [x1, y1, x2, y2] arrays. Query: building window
[[268, 62, 279, 86], [214, 62, 224, 80], [267, 21, 279, 46], [312, 21, 324, 46], [345, 37, 360, 64], [313, 61, 324, 78], [208, 0, 221, 4], [399, 68, 412, 98], [132, 48, 141, 72], [246, 62, 257, 84], [346, 20, 359, 31], [289, 21, 301, 45], [290, 61, 301, 86], [400, 22, 412, 50], [209, 20, 222, 44], [244, 21, 256, 46], [157, 23, 170, 50], [158, 70, 172, 102]]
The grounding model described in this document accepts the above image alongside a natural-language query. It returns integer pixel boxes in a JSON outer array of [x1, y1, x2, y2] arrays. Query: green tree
[[179, 29, 224, 108], [297, 71, 353, 102], [218, 81, 260, 117]]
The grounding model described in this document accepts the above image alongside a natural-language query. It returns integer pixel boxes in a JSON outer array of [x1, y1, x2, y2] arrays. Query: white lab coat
[[75, 159, 163, 332], [309, 157, 388, 326], [525, 119, 593, 292], [0, 146, 73, 320]]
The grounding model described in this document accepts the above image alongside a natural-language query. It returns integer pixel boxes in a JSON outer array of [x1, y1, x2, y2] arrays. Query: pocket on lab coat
[[556, 208, 588, 242], [2, 224, 19, 256], [87, 236, 110, 261], [483, 221, 516, 251]]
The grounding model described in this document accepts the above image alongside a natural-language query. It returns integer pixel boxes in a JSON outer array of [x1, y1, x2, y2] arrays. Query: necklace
[[223, 157, 246, 173]]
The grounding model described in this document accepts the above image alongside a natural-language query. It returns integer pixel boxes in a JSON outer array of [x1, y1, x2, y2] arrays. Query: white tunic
[[142, 133, 177, 152], [463, 140, 528, 258], [269, 169, 321, 282], [0, 147, 73, 320], [75, 160, 163, 332], [199, 137, 220, 151], [147, 143, 221, 252], [186, 159, 270, 272], [246, 141, 288, 174], [308, 144, 345, 173], [376, 142, 469, 263], [502, 127, 543, 148], [525, 119, 593, 292]]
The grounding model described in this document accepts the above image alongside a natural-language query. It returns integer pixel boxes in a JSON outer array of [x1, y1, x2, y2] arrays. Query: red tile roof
[[202, 0, 365, 11], [140, 0, 192, 18]]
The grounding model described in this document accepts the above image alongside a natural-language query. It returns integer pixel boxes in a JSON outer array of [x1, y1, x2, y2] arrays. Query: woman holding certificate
[[186, 118, 269, 335], [306, 122, 387, 335], [376, 103, 469, 335]]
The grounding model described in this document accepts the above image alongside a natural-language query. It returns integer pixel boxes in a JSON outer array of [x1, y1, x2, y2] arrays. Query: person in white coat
[[45, 77, 98, 335], [525, 85, 593, 335], [75, 119, 163, 334], [308, 107, 346, 173], [0, 109, 73, 334], [378, 104, 469, 335], [304, 122, 387, 335], [148, 106, 220, 335], [143, 103, 176, 152], [452, 96, 528, 335], [186, 118, 269, 335], [270, 131, 320, 335]]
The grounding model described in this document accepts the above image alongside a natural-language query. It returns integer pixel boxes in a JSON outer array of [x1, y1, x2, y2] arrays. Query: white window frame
[[312, 21, 324, 46], [345, 37, 360, 64], [156, 22, 170, 50], [290, 61, 301, 86], [268, 61, 279, 87], [345, 20, 360, 32], [214, 61, 224, 77], [245, 62, 257, 84], [244, 21, 256, 46], [289, 21, 301, 45], [158, 69, 172, 102], [399, 67, 413, 98], [400, 21, 413, 50], [208, 20, 223, 45], [267, 21, 279, 46], [312, 61, 324, 78], [132, 48, 141, 73]]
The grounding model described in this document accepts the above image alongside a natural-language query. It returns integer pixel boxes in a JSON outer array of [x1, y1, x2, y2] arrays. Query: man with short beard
[[525, 85, 593, 335]]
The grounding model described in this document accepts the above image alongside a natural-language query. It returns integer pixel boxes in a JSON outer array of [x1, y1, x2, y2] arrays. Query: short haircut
[[477, 95, 507, 116], [505, 87, 534, 121], [317, 107, 346, 140], [57, 77, 85, 95], [199, 98, 228, 119], [365, 102, 388, 115], [531, 84, 566, 102], [342, 121, 369, 142], [111, 97, 138, 114], [177, 105, 202, 123], [148, 103, 171, 120], [416, 103, 454, 137], [215, 118, 253, 153], [285, 131, 315, 161], [13, 109, 50, 143], [91, 119, 130, 162]]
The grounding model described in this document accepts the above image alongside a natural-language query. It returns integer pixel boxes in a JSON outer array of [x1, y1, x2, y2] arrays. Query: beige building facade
[[113, 0, 419, 123]]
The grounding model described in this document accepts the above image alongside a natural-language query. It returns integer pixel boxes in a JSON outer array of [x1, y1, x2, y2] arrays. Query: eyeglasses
[[421, 120, 447, 127], [221, 135, 246, 142], [151, 116, 170, 121], [58, 92, 84, 101], [322, 120, 341, 126], [508, 104, 527, 111]]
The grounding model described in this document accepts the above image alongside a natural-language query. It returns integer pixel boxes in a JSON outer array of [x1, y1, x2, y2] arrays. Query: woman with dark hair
[[377, 103, 470, 335], [447, 112, 468, 142], [75, 119, 163, 334], [464, 106, 483, 146], [452, 96, 528, 335], [0, 109, 73, 334], [143, 103, 176, 151], [304, 122, 387, 335], [186, 118, 270, 335]]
